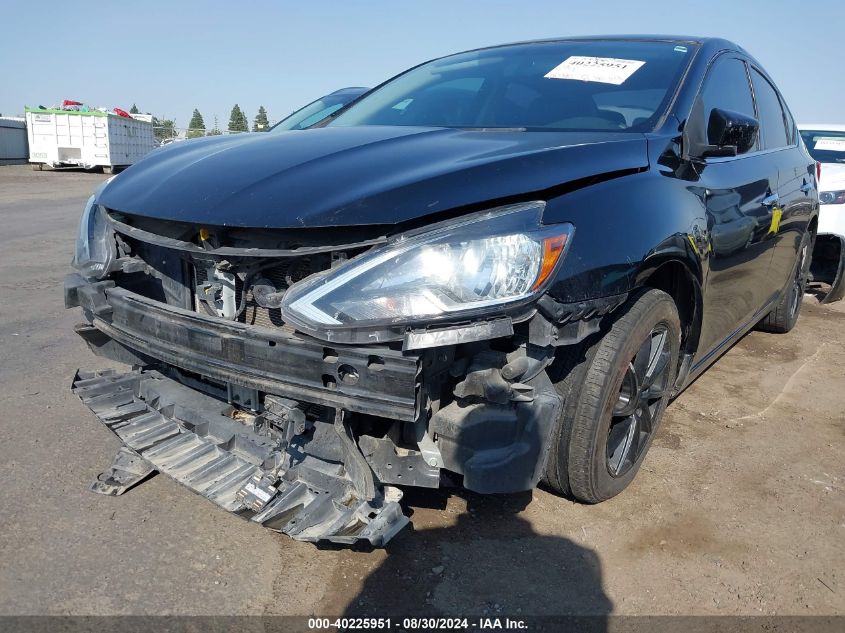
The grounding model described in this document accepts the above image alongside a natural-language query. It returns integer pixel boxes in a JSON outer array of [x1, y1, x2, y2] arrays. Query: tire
[[757, 229, 814, 334], [544, 289, 681, 503]]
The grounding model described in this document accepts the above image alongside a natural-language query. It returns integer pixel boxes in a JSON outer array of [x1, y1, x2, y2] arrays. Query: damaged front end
[[67, 200, 605, 546]]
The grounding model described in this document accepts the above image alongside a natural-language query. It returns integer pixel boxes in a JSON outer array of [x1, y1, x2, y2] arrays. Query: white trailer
[[25, 108, 157, 173]]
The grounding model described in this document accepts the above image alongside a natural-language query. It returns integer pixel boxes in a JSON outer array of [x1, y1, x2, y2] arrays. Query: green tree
[[129, 103, 140, 114], [152, 116, 176, 142], [228, 104, 249, 133], [187, 108, 206, 138], [207, 116, 223, 136], [253, 105, 270, 132]]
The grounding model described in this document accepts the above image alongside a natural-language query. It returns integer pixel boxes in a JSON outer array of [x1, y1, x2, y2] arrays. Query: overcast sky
[[1, 0, 842, 128]]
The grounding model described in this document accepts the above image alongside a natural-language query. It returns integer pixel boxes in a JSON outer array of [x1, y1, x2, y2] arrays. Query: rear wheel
[[544, 289, 681, 503], [757, 229, 814, 334]]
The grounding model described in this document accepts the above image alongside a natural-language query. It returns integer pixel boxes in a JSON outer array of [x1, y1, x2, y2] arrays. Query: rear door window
[[750, 69, 790, 150]]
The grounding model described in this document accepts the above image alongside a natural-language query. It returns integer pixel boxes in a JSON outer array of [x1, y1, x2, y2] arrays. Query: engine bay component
[[250, 277, 286, 309]]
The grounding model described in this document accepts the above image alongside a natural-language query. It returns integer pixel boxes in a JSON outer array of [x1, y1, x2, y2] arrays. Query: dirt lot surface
[[0, 165, 843, 618]]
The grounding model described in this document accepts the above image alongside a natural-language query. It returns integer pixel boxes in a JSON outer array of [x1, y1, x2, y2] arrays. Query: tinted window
[[272, 91, 365, 132], [782, 100, 796, 144], [330, 40, 696, 131], [800, 129, 845, 164], [696, 57, 757, 152], [750, 69, 789, 149], [700, 56, 756, 139]]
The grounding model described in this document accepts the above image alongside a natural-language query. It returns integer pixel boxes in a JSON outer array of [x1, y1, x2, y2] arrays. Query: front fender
[[544, 167, 705, 302]]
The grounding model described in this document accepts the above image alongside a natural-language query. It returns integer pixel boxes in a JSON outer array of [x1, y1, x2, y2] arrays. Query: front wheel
[[544, 289, 681, 503]]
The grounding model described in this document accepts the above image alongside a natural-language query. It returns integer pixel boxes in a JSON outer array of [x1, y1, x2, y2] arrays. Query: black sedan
[[66, 36, 818, 545]]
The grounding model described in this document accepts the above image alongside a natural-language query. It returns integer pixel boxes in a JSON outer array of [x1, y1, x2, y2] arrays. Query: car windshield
[[271, 91, 365, 132], [800, 130, 845, 164], [330, 40, 695, 132]]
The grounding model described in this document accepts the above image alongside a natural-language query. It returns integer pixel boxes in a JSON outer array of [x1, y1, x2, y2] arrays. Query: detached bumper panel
[[73, 368, 409, 546]]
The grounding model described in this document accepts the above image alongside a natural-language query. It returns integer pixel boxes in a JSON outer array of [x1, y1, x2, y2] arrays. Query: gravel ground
[[0, 165, 842, 618]]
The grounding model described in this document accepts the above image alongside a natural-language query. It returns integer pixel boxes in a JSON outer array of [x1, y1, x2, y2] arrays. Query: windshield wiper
[[459, 127, 527, 132]]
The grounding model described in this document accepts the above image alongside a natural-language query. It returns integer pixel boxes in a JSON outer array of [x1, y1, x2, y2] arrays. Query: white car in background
[[799, 124, 845, 302]]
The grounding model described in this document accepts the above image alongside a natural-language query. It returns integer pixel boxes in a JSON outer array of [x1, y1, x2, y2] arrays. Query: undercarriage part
[[89, 447, 155, 496], [809, 233, 845, 304], [359, 435, 441, 488], [431, 350, 563, 494], [73, 368, 409, 546]]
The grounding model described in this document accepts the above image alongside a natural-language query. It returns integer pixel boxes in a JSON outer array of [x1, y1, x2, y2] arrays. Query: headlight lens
[[281, 201, 573, 341], [819, 190, 845, 205], [73, 195, 116, 280]]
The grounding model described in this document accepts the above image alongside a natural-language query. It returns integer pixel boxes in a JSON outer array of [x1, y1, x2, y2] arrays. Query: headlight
[[73, 195, 116, 280], [819, 190, 845, 205], [281, 201, 573, 343]]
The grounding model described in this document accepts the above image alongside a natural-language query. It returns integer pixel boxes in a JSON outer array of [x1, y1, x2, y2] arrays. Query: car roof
[[470, 34, 738, 50], [504, 34, 712, 44], [447, 35, 745, 67], [799, 124, 845, 132], [328, 87, 369, 96]]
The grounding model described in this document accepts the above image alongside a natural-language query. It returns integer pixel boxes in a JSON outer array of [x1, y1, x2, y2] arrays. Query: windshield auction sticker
[[815, 138, 845, 152], [544, 56, 645, 85]]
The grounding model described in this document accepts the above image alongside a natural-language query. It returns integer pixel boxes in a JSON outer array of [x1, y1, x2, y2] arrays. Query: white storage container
[[25, 108, 157, 171]]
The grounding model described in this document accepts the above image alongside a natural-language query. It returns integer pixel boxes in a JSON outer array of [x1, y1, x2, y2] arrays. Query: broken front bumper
[[73, 367, 408, 546], [66, 272, 567, 546], [65, 274, 421, 421], [66, 274, 421, 545]]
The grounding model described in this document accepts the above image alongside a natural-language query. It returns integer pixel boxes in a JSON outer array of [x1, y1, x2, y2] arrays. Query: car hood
[[99, 126, 648, 228], [820, 162, 845, 192]]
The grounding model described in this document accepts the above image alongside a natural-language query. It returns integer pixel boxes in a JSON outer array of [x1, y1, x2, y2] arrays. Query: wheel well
[[640, 261, 701, 355]]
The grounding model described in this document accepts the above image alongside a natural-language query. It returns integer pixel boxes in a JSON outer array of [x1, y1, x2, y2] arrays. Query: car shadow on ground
[[338, 488, 613, 625]]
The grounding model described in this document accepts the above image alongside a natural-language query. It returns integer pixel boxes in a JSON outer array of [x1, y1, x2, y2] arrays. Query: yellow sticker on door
[[768, 207, 783, 236]]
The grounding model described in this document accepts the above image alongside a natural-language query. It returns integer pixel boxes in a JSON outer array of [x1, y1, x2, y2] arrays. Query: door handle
[[800, 180, 812, 194], [762, 192, 779, 207]]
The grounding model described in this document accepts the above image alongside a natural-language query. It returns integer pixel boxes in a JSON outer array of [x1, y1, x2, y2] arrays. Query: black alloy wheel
[[544, 288, 681, 503], [607, 324, 673, 477]]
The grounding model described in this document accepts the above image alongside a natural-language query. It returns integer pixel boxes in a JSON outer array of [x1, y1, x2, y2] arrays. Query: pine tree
[[187, 109, 205, 138], [228, 104, 249, 133], [253, 105, 270, 132], [207, 116, 223, 136], [129, 104, 140, 114]]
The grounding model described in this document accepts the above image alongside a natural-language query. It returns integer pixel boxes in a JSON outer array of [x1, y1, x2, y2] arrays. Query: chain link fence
[[153, 121, 276, 145]]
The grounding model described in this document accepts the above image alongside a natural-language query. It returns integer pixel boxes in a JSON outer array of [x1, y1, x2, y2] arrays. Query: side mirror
[[704, 108, 759, 157]]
